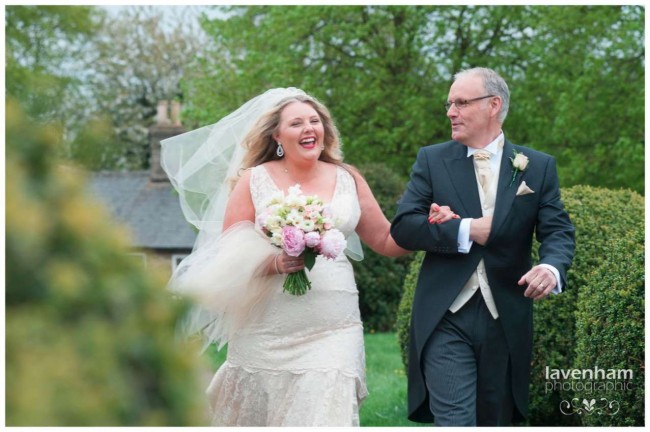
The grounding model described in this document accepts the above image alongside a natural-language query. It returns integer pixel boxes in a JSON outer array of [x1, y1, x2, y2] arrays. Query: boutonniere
[[509, 150, 529, 187]]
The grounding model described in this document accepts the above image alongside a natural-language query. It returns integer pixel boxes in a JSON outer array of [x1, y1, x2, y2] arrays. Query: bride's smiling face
[[274, 102, 325, 161]]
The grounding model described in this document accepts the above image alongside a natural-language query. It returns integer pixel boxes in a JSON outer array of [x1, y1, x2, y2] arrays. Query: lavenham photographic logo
[[544, 366, 633, 416]]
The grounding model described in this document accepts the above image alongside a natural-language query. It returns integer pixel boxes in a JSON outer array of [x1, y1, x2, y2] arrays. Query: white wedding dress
[[205, 164, 367, 426]]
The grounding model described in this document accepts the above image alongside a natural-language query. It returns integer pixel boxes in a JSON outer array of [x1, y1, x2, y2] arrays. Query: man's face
[[446, 74, 493, 147]]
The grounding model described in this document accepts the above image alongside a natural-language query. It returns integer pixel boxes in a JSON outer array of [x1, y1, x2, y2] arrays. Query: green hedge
[[396, 251, 424, 368], [353, 162, 414, 332], [572, 230, 644, 426], [6, 100, 204, 426], [396, 185, 644, 426], [528, 186, 644, 425]]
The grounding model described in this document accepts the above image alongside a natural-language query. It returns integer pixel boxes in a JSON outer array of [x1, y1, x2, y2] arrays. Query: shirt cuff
[[457, 218, 473, 254], [538, 263, 563, 294]]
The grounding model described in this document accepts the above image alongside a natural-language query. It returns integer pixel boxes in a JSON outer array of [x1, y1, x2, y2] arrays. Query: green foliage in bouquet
[[5, 100, 205, 426]]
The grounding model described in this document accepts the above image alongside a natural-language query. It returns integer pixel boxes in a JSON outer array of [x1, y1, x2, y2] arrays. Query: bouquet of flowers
[[257, 184, 347, 295]]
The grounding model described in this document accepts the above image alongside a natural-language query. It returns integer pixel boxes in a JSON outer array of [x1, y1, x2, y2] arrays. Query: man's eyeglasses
[[445, 95, 495, 111]]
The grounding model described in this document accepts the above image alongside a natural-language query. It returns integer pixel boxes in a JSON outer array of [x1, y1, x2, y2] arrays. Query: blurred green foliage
[[5, 6, 98, 122], [395, 185, 644, 426], [67, 114, 126, 171], [5, 100, 205, 426]]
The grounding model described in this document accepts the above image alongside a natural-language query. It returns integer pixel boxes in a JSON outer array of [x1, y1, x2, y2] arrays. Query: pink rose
[[304, 231, 321, 248], [319, 229, 346, 259], [282, 225, 306, 257]]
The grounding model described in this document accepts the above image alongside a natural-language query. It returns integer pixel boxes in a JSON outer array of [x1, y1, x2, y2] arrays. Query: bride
[[161, 88, 456, 426]]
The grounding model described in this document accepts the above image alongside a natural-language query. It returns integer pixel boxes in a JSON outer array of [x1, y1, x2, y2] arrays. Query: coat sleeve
[[391, 147, 462, 254], [534, 157, 576, 288]]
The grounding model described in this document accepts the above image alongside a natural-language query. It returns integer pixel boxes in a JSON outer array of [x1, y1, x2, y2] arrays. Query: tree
[[505, 6, 644, 193], [83, 6, 211, 169], [184, 5, 643, 193], [5, 6, 100, 128], [184, 6, 447, 174]]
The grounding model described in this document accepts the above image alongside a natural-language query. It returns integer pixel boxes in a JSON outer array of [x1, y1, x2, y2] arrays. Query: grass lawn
[[360, 332, 424, 427], [205, 332, 424, 427]]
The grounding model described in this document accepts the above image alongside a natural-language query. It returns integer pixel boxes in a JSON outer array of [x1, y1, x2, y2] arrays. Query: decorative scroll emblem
[[560, 398, 620, 416]]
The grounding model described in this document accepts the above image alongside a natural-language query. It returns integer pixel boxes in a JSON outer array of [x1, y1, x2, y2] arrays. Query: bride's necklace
[[283, 163, 317, 186]]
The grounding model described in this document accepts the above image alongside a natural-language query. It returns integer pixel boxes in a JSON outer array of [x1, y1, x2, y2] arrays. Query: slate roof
[[88, 171, 196, 250]]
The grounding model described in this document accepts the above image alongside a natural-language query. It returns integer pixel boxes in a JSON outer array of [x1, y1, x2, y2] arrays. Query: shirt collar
[[466, 132, 504, 158]]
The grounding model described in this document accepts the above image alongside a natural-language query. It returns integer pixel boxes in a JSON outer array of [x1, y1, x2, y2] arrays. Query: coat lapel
[[443, 143, 483, 218], [491, 139, 519, 239]]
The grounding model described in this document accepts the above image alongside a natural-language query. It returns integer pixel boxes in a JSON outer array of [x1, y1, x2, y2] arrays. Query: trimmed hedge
[[572, 230, 644, 426], [396, 185, 644, 426], [528, 186, 644, 425], [353, 162, 414, 332], [6, 101, 204, 426], [396, 251, 424, 368]]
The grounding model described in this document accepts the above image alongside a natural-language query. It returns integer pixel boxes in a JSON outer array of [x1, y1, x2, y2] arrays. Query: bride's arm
[[223, 170, 304, 276], [222, 171, 278, 275], [351, 168, 411, 258], [223, 169, 255, 231], [352, 167, 458, 257]]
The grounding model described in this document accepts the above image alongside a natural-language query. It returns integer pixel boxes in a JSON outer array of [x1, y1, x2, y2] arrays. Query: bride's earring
[[276, 141, 284, 158]]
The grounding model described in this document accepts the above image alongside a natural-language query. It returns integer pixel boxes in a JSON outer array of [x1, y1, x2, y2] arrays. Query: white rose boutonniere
[[509, 150, 529, 186]]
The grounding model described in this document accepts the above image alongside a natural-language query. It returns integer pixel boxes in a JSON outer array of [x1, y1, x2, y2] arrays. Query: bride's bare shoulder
[[230, 167, 253, 191], [258, 160, 282, 175]]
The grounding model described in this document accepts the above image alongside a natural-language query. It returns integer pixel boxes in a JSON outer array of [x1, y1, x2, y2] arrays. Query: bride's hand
[[273, 252, 305, 274], [428, 203, 460, 224]]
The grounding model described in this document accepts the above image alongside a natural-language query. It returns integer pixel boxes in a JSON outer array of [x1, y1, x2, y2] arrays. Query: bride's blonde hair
[[239, 94, 344, 171]]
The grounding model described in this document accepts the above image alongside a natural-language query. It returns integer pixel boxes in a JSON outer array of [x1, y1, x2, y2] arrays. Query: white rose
[[266, 215, 283, 229], [512, 153, 529, 171], [285, 209, 302, 225], [270, 231, 283, 247], [285, 193, 307, 208], [298, 218, 316, 232], [287, 184, 302, 196]]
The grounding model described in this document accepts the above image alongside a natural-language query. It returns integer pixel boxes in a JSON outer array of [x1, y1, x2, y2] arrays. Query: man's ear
[[490, 97, 502, 118]]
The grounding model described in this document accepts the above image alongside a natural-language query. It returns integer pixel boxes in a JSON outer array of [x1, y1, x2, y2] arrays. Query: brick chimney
[[149, 100, 185, 182]]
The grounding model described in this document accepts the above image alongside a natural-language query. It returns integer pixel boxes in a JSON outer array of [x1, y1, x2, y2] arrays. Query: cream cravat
[[473, 150, 492, 194], [448, 146, 500, 319]]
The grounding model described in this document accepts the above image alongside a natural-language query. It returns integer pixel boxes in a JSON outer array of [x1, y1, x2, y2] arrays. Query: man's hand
[[518, 266, 556, 299], [469, 216, 492, 245], [428, 203, 460, 224]]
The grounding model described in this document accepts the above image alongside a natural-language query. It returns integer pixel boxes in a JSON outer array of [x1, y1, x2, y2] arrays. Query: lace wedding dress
[[205, 164, 367, 426]]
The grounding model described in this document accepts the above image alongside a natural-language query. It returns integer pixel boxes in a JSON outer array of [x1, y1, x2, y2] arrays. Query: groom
[[391, 67, 575, 426]]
